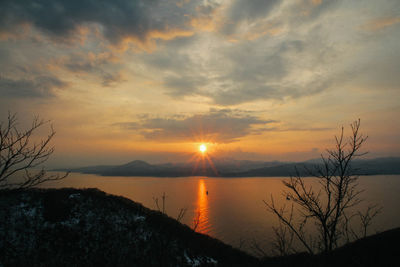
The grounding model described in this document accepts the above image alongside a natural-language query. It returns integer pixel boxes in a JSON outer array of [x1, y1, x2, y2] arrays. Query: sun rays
[[199, 144, 207, 153], [184, 142, 219, 176]]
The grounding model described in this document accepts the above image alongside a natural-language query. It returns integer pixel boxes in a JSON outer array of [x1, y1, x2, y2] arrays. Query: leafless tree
[[192, 210, 201, 231], [249, 239, 269, 258], [152, 193, 188, 222], [153, 192, 167, 214], [271, 212, 296, 256], [354, 204, 382, 240], [176, 208, 187, 222], [0, 112, 68, 189], [265, 119, 381, 255]]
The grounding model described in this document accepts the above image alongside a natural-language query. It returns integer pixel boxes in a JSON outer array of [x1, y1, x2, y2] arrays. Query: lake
[[40, 174, 400, 255]]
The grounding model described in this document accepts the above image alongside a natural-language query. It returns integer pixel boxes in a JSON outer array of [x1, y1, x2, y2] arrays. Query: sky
[[0, 0, 399, 167]]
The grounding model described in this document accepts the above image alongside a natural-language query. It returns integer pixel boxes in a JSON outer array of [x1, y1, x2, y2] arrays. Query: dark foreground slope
[[262, 227, 400, 267], [1, 188, 399, 267], [0, 188, 258, 267]]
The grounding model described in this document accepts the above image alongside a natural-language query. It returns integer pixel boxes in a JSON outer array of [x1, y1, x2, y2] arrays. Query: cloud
[[2, 0, 398, 109], [210, 73, 336, 106], [228, 0, 281, 21], [146, 30, 338, 105], [53, 52, 124, 87], [133, 0, 350, 106], [145, 1, 400, 107], [220, 0, 282, 35], [0, 75, 67, 98], [218, 0, 339, 39], [140, 44, 196, 72], [137, 36, 210, 98], [118, 109, 277, 143], [163, 74, 207, 97], [61, 53, 116, 73], [283, 0, 342, 26], [101, 72, 125, 87], [0, 0, 218, 48], [362, 17, 400, 32], [0, 44, 70, 98], [269, 127, 333, 132]]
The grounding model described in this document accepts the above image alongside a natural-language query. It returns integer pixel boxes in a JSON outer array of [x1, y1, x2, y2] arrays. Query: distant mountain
[[224, 162, 312, 177], [66, 164, 115, 174], [56, 157, 400, 177], [56, 157, 287, 177], [227, 157, 400, 177], [102, 160, 165, 176], [352, 157, 400, 175]]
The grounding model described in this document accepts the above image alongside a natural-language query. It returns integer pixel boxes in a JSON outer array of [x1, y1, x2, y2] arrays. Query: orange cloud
[[362, 17, 400, 32], [311, 0, 322, 6], [189, 5, 223, 33], [176, 0, 190, 8], [190, 16, 216, 32], [149, 28, 194, 41], [110, 28, 194, 53], [0, 23, 31, 40], [243, 24, 283, 40], [296, 0, 324, 17]]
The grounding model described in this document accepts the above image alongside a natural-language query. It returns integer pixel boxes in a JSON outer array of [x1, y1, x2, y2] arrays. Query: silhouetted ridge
[[56, 157, 400, 177], [121, 160, 153, 168]]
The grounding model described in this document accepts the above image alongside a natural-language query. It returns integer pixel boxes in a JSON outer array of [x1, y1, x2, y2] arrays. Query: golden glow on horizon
[[1, 0, 399, 167]]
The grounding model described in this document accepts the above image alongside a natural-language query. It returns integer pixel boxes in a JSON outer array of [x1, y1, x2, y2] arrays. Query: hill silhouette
[[57, 157, 400, 177]]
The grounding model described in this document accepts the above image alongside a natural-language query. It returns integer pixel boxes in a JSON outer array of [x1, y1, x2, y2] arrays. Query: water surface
[[41, 174, 400, 254]]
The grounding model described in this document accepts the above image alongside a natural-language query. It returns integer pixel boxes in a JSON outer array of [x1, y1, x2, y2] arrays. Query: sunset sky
[[0, 0, 399, 167]]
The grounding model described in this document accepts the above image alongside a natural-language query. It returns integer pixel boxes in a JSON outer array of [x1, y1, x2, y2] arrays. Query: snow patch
[[61, 217, 80, 227], [134, 215, 145, 222], [184, 251, 217, 266], [69, 193, 81, 199]]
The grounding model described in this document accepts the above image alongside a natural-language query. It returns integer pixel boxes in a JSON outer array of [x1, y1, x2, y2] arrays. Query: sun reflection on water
[[193, 179, 211, 234]]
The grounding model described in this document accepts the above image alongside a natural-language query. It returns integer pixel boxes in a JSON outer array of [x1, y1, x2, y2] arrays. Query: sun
[[199, 144, 207, 153]]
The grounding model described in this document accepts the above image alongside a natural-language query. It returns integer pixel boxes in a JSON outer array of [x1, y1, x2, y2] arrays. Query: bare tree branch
[[0, 112, 68, 189], [264, 120, 380, 255]]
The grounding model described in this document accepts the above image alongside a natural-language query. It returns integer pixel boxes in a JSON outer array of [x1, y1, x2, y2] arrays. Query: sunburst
[[199, 144, 207, 153]]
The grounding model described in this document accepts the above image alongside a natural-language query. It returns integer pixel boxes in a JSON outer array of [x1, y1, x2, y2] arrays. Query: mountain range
[[56, 157, 400, 177]]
